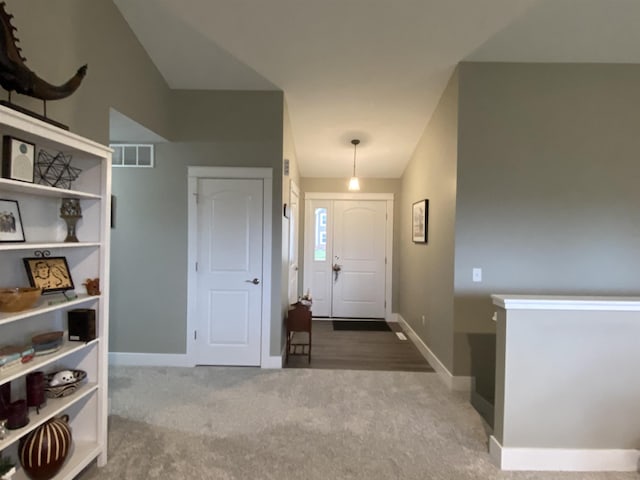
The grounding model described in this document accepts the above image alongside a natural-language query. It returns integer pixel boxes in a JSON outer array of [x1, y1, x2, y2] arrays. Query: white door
[[332, 201, 386, 318], [287, 182, 300, 304], [195, 178, 263, 365], [304, 199, 387, 318]]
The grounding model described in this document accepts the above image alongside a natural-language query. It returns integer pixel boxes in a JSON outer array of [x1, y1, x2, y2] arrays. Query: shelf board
[[0, 293, 99, 326], [0, 382, 98, 451], [12, 440, 102, 480], [0, 241, 101, 252], [0, 104, 111, 159], [0, 339, 98, 385], [0, 178, 101, 200]]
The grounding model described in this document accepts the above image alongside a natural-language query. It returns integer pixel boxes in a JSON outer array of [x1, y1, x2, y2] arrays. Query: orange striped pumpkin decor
[[19, 414, 72, 480]]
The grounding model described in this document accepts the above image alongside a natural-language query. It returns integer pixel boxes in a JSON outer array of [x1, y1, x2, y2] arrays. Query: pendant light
[[348, 139, 361, 191]]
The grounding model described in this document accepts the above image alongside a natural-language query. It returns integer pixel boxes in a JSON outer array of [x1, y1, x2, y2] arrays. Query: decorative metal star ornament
[[35, 150, 82, 189]]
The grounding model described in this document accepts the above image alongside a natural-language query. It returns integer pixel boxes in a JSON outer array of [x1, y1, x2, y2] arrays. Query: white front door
[[195, 178, 263, 366], [332, 200, 386, 318], [304, 198, 388, 319]]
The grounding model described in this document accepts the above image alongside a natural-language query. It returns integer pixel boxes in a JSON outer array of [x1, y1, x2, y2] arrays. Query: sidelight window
[[314, 208, 327, 261]]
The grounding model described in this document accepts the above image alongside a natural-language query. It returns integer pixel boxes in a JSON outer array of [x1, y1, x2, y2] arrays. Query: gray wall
[[5, 0, 172, 143], [111, 90, 284, 355], [299, 177, 402, 311], [397, 70, 459, 372], [11, 1, 286, 357], [111, 137, 283, 354], [171, 91, 284, 356], [454, 62, 640, 401], [281, 99, 301, 347], [300, 178, 401, 195], [396, 62, 640, 408], [495, 305, 640, 449], [171, 90, 283, 143], [283, 100, 301, 205]]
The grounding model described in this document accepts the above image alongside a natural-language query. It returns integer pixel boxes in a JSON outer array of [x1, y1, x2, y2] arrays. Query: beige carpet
[[79, 366, 638, 480]]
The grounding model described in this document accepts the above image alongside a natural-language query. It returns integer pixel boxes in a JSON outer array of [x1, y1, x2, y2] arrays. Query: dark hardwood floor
[[285, 320, 434, 372]]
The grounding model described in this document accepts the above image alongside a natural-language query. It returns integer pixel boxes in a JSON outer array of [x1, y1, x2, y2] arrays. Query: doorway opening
[[291, 192, 432, 372]]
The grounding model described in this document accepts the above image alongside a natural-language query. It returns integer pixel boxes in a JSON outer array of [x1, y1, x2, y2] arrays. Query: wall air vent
[[110, 144, 154, 168]]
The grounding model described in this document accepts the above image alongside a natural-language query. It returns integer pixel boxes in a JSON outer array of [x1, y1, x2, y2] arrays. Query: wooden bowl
[[32, 331, 64, 345], [0, 288, 41, 313]]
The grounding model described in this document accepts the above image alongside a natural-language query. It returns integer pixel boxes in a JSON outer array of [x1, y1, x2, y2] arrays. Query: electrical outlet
[[472, 268, 482, 282], [421, 315, 426, 326]]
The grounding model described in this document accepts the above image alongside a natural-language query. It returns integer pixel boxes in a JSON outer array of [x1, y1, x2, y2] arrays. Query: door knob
[[332, 264, 341, 282], [245, 278, 260, 285]]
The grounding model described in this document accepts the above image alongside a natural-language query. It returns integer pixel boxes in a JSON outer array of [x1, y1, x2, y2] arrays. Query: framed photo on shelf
[[23, 256, 74, 294], [2, 135, 35, 183], [412, 199, 429, 243], [0, 198, 25, 242]]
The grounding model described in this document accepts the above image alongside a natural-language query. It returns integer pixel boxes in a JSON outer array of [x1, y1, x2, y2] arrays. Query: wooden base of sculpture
[[0, 101, 69, 131]]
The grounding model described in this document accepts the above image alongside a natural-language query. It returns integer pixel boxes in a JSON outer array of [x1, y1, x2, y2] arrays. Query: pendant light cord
[[351, 139, 360, 177]]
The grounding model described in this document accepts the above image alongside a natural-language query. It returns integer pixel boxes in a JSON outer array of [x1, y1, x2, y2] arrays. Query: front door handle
[[332, 264, 341, 282], [245, 278, 260, 285]]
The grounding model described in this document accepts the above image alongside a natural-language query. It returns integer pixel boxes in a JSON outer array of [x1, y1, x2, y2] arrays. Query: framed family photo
[[412, 199, 429, 243], [0, 199, 25, 242], [23, 256, 74, 293]]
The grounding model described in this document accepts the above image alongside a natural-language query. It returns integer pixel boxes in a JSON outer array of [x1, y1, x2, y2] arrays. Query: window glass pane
[[112, 146, 122, 165], [123, 146, 137, 165], [314, 208, 327, 261], [137, 146, 152, 166]]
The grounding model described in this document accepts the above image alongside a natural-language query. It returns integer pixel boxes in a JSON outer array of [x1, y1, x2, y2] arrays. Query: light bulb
[[348, 176, 360, 191]]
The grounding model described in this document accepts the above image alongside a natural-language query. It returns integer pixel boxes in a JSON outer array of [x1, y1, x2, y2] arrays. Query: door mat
[[332, 320, 392, 332]]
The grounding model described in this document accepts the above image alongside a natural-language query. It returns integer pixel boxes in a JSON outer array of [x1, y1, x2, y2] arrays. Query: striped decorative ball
[[19, 414, 72, 480]]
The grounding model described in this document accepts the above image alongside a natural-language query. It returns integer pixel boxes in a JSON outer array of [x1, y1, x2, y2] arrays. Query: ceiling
[[112, 0, 640, 178]]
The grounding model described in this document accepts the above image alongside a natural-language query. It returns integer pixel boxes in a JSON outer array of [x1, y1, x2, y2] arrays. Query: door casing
[[288, 180, 300, 304], [186, 166, 273, 367], [303, 192, 394, 321]]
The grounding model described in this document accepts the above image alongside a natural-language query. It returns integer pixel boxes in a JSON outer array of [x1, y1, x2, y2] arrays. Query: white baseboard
[[489, 436, 640, 472], [396, 314, 473, 391], [110, 351, 284, 369], [261, 345, 284, 369], [109, 352, 193, 367]]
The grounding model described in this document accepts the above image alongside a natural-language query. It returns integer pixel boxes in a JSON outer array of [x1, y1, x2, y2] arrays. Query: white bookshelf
[[0, 104, 111, 478]]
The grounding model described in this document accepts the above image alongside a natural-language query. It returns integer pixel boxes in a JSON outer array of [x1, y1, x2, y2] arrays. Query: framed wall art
[[111, 195, 116, 228], [0, 199, 25, 242], [23, 256, 74, 293], [412, 199, 429, 243], [2, 135, 35, 183]]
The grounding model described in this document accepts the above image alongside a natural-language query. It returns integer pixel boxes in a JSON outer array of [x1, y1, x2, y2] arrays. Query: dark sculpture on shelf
[[0, 2, 87, 129]]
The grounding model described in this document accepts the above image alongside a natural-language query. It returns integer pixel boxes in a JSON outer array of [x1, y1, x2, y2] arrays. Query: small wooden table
[[286, 302, 312, 364]]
